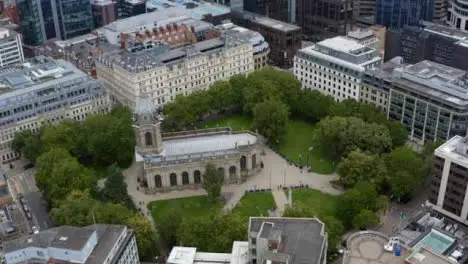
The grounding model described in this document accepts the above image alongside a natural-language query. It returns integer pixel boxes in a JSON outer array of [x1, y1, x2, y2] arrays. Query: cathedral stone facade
[[134, 97, 263, 193]]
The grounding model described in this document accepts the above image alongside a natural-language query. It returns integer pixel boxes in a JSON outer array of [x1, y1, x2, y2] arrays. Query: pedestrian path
[[272, 189, 289, 216]]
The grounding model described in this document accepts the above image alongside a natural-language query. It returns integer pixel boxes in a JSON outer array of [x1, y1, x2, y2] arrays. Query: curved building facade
[[449, 0, 468, 32]]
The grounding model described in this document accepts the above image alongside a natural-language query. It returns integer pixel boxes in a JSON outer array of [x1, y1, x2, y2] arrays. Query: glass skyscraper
[[376, 0, 434, 29], [18, 0, 46, 46], [54, 0, 94, 39]]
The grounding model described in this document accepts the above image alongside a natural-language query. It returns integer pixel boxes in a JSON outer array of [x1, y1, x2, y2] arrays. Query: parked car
[[31, 226, 39, 234], [25, 212, 32, 220], [23, 205, 29, 212]]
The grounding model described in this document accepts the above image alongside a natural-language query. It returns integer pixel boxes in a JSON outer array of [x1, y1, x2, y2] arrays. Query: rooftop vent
[[59, 236, 68, 241]]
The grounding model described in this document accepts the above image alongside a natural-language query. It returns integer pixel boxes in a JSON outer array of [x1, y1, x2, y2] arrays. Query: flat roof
[[232, 10, 300, 32], [249, 217, 326, 264], [167, 242, 249, 264], [406, 247, 456, 264], [318, 36, 368, 53], [145, 0, 230, 20]]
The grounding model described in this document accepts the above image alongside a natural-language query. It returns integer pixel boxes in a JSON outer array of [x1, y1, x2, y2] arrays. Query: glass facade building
[[17, 0, 46, 46], [376, 0, 434, 29], [54, 0, 94, 39]]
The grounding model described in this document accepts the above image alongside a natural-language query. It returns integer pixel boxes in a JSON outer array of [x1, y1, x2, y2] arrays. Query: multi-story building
[[296, 0, 354, 41], [434, 0, 448, 24], [242, 0, 292, 23], [376, 0, 434, 29], [216, 22, 269, 70], [429, 136, 468, 226], [17, 0, 45, 46], [116, 0, 145, 19], [0, 28, 23, 68], [0, 56, 110, 163], [92, 0, 117, 28], [3, 224, 139, 264], [365, 59, 468, 143], [385, 23, 468, 70], [53, 0, 94, 40], [167, 217, 328, 264], [347, 27, 386, 57], [231, 10, 300, 67], [353, 0, 377, 21], [95, 31, 254, 108], [448, 0, 468, 32], [293, 36, 382, 102]]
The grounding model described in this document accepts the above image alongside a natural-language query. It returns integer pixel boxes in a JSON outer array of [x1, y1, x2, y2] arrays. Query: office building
[[92, 0, 117, 28], [242, 0, 291, 23], [0, 56, 110, 163], [216, 23, 269, 70], [1, 1, 20, 25], [0, 28, 23, 68], [54, 0, 94, 40], [297, 0, 354, 41], [17, 0, 45, 46], [167, 217, 328, 264], [365, 60, 468, 143], [353, 0, 377, 21], [385, 23, 468, 70], [231, 10, 300, 67], [448, 0, 468, 32], [434, 0, 448, 23], [347, 27, 385, 57], [429, 136, 468, 225], [117, 0, 145, 19], [95, 31, 254, 108], [3, 224, 139, 264], [376, 0, 434, 29], [294, 36, 382, 102]]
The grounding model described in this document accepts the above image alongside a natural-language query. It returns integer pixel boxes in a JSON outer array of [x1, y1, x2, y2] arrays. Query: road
[[3, 160, 54, 233]]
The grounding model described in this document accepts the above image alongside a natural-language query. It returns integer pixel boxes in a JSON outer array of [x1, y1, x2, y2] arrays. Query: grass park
[[232, 192, 276, 219], [288, 188, 340, 219], [204, 114, 336, 174]]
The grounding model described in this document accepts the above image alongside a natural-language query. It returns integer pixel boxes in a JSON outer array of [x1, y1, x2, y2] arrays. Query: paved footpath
[[271, 190, 289, 216], [124, 147, 342, 222]]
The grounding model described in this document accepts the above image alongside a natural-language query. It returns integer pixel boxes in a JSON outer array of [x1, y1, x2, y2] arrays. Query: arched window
[[217, 167, 225, 178], [155, 175, 162, 188], [170, 173, 177, 186], [194, 170, 201, 184], [145, 132, 153, 146], [182, 172, 189, 185], [240, 156, 247, 171], [252, 154, 257, 169], [229, 166, 237, 181]]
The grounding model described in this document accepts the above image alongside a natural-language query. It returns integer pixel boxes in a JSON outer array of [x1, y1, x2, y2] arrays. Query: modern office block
[[17, 0, 46, 46], [376, 0, 434, 29], [0, 28, 23, 67], [429, 136, 468, 226], [294, 36, 382, 102], [92, 0, 117, 28], [0, 56, 111, 163], [384, 23, 468, 70]]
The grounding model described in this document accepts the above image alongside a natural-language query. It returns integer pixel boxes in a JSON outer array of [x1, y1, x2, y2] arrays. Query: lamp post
[[307, 146, 313, 170]]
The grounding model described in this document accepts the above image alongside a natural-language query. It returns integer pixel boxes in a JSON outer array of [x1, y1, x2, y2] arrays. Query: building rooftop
[[249, 217, 327, 264], [435, 135, 468, 166], [406, 247, 456, 264], [392, 60, 468, 107], [97, 31, 250, 73], [91, 0, 114, 6], [231, 10, 301, 32], [145, 0, 230, 20], [167, 242, 249, 264], [347, 28, 375, 40], [297, 36, 381, 71], [215, 23, 269, 54]]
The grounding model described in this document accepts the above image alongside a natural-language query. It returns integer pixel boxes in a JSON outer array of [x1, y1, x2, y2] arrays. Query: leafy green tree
[[229, 74, 248, 106], [41, 121, 84, 157], [35, 148, 95, 203], [202, 164, 224, 201], [208, 81, 234, 112], [421, 139, 444, 178], [127, 214, 159, 261], [156, 208, 183, 252], [315, 116, 392, 159], [383, 147, 424, 201], [177, 213, 246, 253], [11, 130, 31, 155], [83, 114, 135, 168], [337, 150, 388, 188], [297, 90, 335, 122], [252, 99, 289, 145], [385, 120, 408, 147], [353, 209, 379, 230], [242, 77, 279, 115], [336, 181, 381, 228], [100, 165, 135, 210], [12, 129, 43, 162], [50, 190, 100, 226]]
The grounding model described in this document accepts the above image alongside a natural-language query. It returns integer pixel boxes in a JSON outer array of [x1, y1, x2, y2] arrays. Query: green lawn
[[204, 114, 335, 174], [278, 120, 335, 174], [147, 196, 223, 222], [289, 188, 340, 219], [232, 192, 276, 218]]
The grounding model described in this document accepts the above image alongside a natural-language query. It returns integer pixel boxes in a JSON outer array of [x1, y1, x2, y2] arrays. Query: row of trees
[[12, 106, 135, 168], [12, 106, 158, 260]]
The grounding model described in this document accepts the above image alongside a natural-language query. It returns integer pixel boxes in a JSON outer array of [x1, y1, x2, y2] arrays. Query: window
[[145, 132, 152, 146]]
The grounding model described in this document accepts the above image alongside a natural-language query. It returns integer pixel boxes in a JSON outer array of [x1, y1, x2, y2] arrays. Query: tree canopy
[[337, 149, 388, 188], [252, 99, 289, 144], [203, 164, 225, 201]]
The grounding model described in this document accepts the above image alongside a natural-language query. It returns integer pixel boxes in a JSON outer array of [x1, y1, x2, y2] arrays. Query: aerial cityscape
[[0, 0, 466, 263]]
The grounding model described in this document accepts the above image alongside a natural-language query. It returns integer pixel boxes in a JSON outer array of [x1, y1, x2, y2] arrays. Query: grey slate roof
[[249, 217, 327, 264]]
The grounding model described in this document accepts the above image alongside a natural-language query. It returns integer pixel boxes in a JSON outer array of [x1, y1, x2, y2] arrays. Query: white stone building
[[293, 36, 382, 102], [3, 224, 139, 264], [0, 56, 111, 163], [95, 31, 254, 108], [0, 28, 23, 68], [133, 97, 262, 192]]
